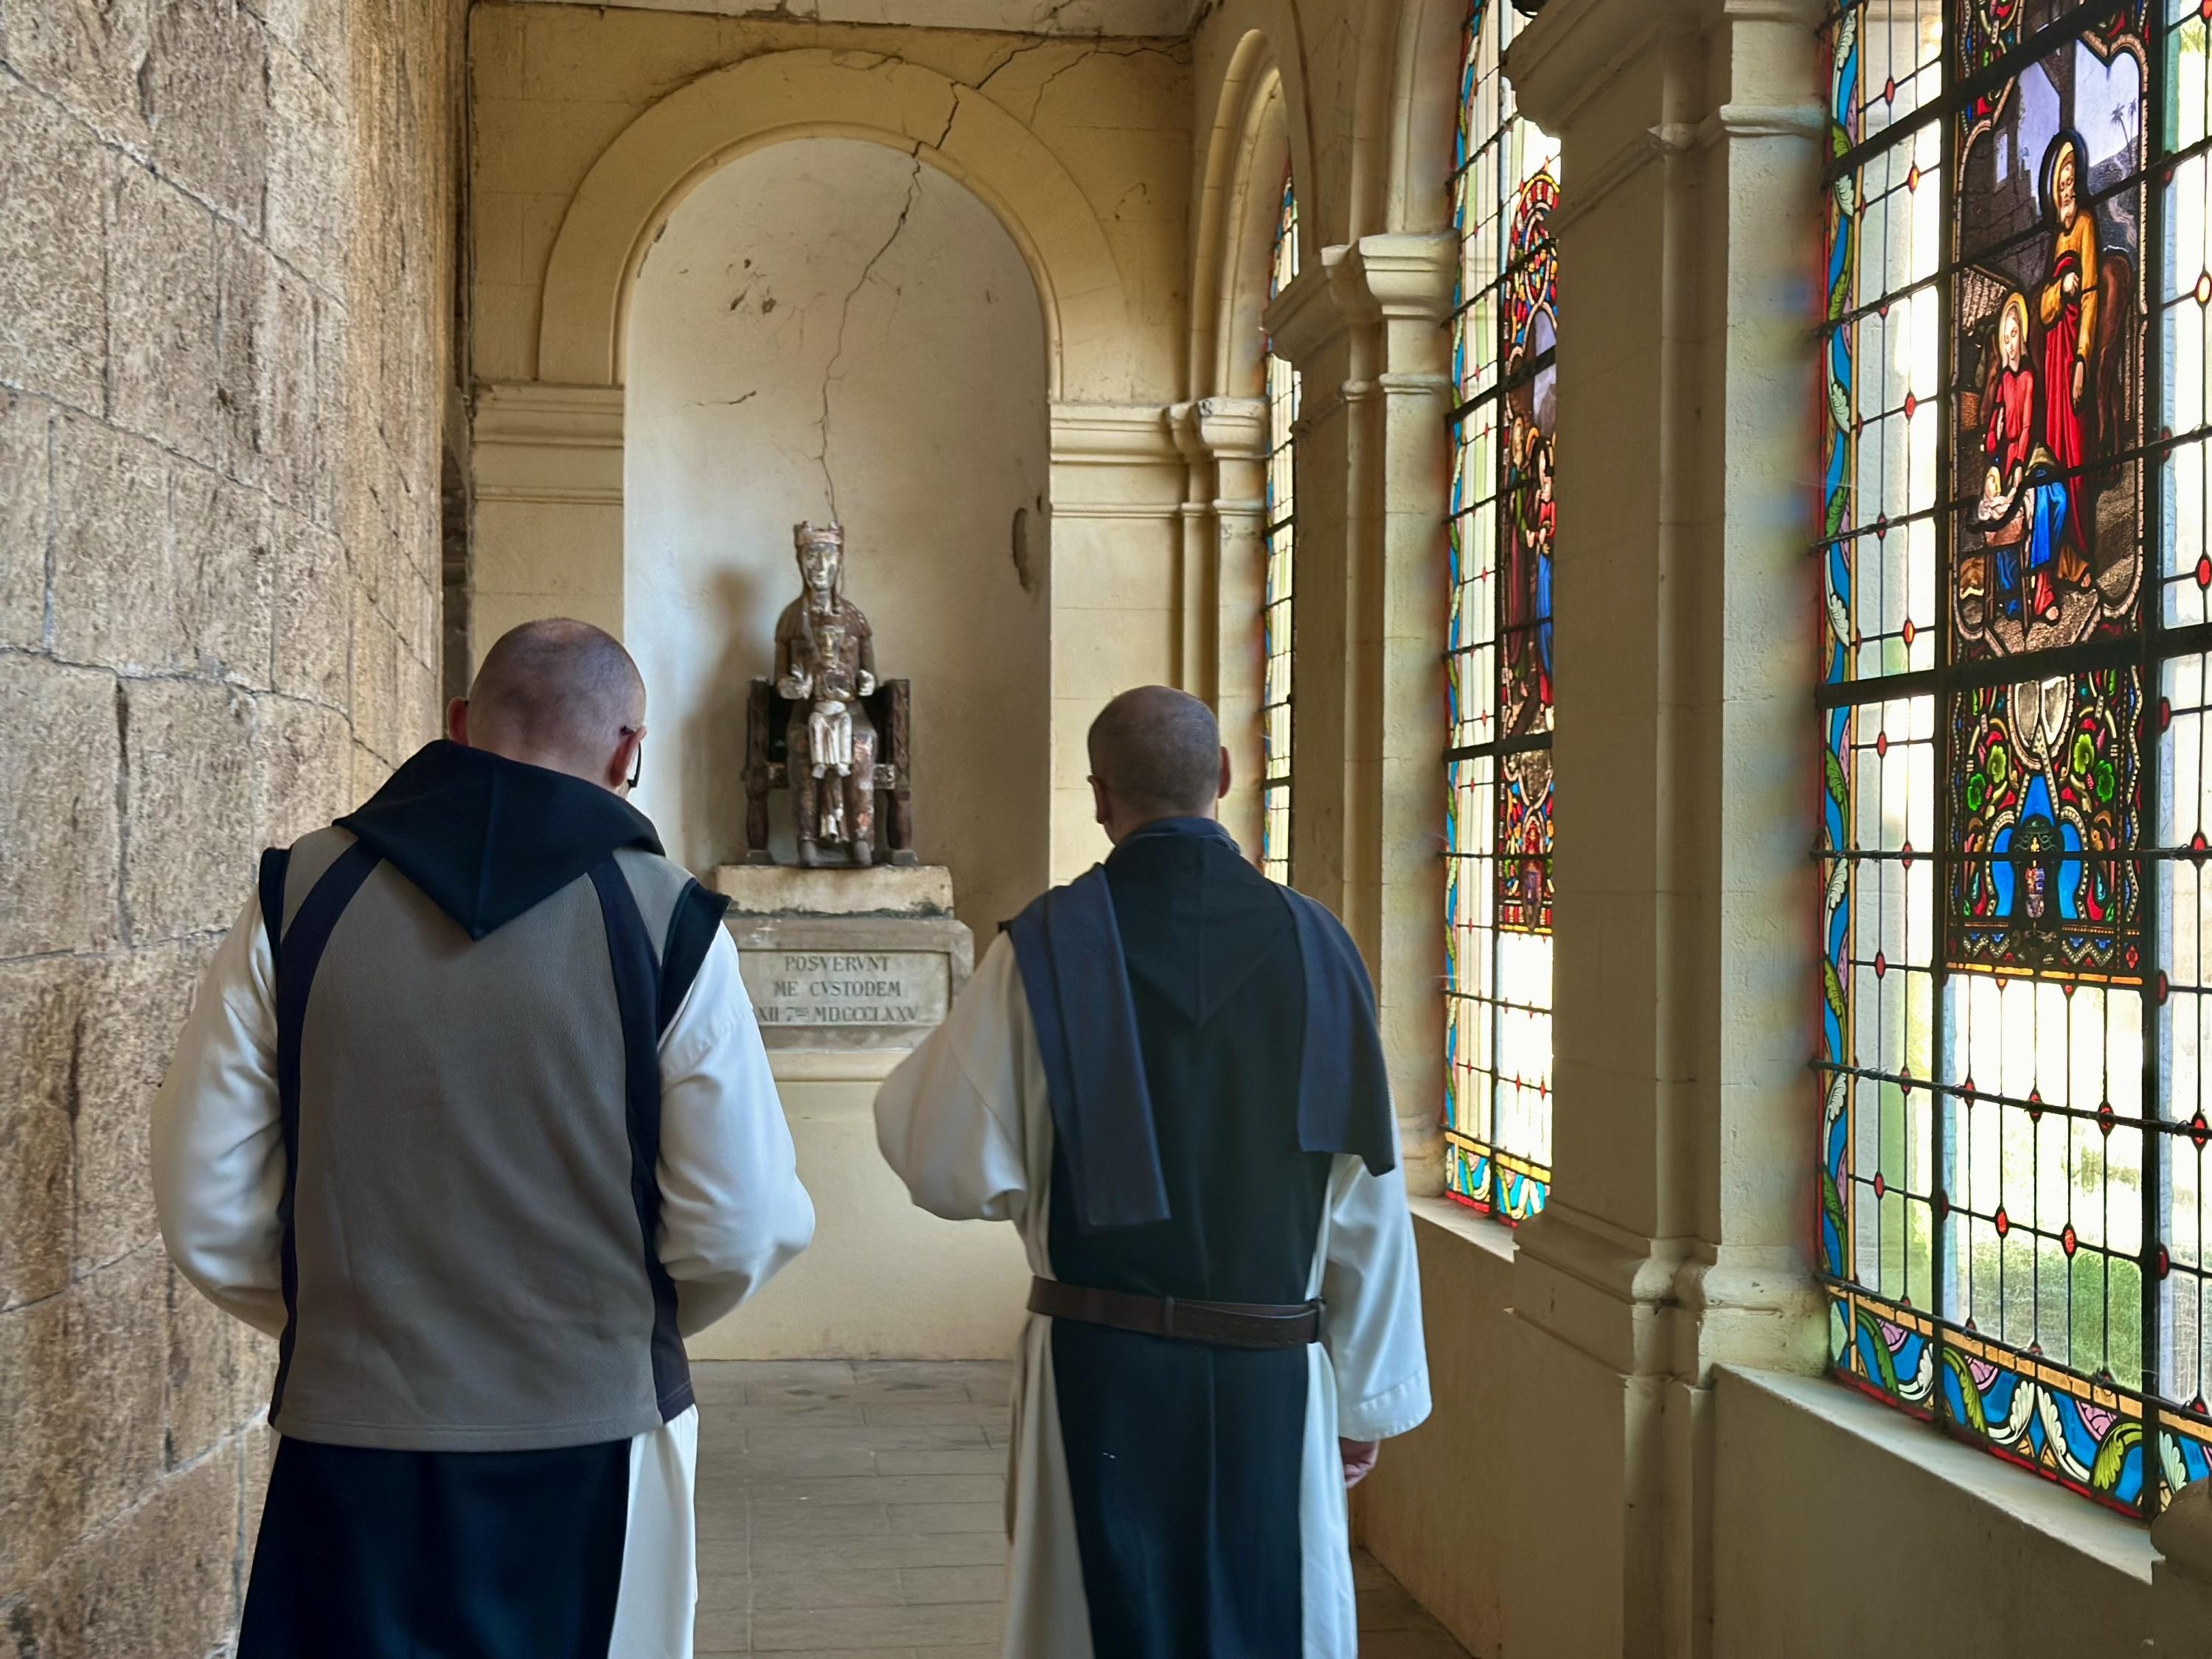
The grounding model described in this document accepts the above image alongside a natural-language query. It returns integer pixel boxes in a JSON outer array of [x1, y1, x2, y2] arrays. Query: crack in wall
[[813, 154, 928, 522]]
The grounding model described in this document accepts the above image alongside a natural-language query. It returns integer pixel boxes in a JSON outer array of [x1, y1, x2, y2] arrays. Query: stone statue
[[774, 522, 880, 867]]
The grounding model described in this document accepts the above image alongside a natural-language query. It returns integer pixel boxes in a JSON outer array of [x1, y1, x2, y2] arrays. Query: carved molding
[[1048, 402, 1184, 467], [1512, 1199, 1828, 1382], [473, 382, 626, 504]]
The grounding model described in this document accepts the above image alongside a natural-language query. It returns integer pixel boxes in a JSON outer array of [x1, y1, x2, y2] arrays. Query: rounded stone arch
[[1349, 0, 1472, 238], [1188, 29, 1298, 402], [535, 49, 1128, 400]]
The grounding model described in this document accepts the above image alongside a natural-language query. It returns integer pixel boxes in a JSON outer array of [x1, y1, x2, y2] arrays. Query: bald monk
[[153, 619, 814, 1659], [874, 686, 1430, 1658]]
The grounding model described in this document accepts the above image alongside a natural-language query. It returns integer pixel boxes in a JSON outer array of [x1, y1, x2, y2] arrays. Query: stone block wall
[[0, 0, 458, 1651]]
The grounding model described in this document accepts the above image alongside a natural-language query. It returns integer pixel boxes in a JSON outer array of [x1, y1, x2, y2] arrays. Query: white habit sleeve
[[874, 931, 1031, 1223], [1321, 1156, 1433, 1442], [152, 894, 288, 1337], [657, 925, 815, 1336]]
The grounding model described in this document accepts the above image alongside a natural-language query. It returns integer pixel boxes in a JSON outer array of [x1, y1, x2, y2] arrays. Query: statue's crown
[[793, 521, 844, 554]]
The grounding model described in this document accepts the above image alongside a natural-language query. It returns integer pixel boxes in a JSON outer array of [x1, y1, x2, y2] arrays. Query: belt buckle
[[1161, 1295, 1176, 1338]]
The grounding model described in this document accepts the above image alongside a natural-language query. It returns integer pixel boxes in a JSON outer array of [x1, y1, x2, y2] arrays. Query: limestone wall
[[0, 0, 457, 1648]]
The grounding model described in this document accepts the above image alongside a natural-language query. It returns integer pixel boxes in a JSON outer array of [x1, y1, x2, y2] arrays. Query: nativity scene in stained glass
[[1817, 0, 2212, 1518], [1951, 19, 2145, 658]]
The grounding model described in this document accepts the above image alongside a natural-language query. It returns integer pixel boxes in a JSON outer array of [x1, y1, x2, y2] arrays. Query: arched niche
[[535, 49, 1132, 403], [622, 137, 1051, 939], [474, 47, 1189, 897]]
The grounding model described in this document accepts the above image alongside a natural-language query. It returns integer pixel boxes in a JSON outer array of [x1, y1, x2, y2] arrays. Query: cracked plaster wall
[[625, 136, 1050, 940]]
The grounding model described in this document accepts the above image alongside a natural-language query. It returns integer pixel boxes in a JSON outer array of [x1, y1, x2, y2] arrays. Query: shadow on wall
[[625, 136, 1051, 938], [686, 564, 766, 866]]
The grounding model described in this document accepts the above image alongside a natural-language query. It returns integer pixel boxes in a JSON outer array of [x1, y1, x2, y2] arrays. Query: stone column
[[1259, 234, 1455, 1184], [1499, 2, 1825, 1655], [469, 383, 626, 659], [1168, 396, 1269, 854], [1262, 248, 1372, 925], [1345, 233, 1459, 1193], [1046, 403, 1186, 880]]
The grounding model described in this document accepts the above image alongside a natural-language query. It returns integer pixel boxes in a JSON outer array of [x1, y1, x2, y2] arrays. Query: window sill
[[1715, 1363, 2157, 1585], [1407, 1193, 1517, 1265]]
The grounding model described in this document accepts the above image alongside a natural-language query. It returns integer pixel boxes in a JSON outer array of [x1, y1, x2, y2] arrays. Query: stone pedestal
[[710, 864, 973, 1052], [687, 863, 1028, 1363]]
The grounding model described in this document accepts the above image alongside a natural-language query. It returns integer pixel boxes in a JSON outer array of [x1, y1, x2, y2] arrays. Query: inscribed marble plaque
[[738, 947, 950, 1031]]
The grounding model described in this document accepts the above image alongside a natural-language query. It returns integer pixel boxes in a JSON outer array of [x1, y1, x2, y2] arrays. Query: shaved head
[[1088, 686, 1223, 824], [461, 619, 645, 782]]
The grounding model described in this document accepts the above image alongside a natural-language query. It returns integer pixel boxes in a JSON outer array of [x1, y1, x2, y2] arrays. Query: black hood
[[335, 741, 663, 940], [1103, 818, 1290, 1026]]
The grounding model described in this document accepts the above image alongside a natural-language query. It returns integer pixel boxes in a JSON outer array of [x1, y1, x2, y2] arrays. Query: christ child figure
[[773, 522, 880, 866]]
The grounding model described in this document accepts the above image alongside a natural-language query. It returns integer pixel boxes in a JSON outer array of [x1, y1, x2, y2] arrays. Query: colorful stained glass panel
[[1818, 0, 2212, 1517], [1444, 0, 1558, 1222], [1262, 170, 1299, 885]]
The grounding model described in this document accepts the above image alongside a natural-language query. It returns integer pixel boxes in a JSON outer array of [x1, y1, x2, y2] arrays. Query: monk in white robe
[[154, 620, 815, 1659], [876, 686, 1429, 1659]]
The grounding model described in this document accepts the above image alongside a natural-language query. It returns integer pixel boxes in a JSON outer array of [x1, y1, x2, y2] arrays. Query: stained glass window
[[1262, 170, 1301, 884], [1444, 0, 1560, 1222], [1820, 0, 2212, 1514]]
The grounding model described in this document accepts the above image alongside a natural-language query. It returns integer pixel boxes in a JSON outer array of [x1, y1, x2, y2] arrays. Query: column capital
[[1166, 396, 1267, 466], [1259, 246, 1353, 374], [1509, 0, 1823, 136], [1506, 0, 1691, 136], [1341, 233, 1457, 327]]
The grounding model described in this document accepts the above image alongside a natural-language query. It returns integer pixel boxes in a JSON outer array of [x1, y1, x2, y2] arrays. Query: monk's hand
[[2073, 359, 2086, 406], [1340, 1439, 1380, 1488]]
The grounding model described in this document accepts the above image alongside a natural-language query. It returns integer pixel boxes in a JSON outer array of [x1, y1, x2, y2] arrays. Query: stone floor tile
[[700, 1360, 857, 1389], [729, 1399, 868, 1427], [746, 1422, 990, 1455], [705, 1447, 879, 1480], [693, 1606, 751, 1653], [898, 1563, 1006, 1605], [698, 1361, 1466, 1656], [698, 1508, 750, 1543], [885, 1501, 1004, 1534], [751, 1499, 891, 1537], [698, 1572, 751, 1612], [858, 1399, 1005, 1427], [752, 1599, 1002, 1651], [751, 1377, 972, 1408], [749, 1532, 1008, 1573], [751, 1567, 904, 1610], [852, 1360, 1009, 1391], [1357, 1628, 1481, 1658], [751, 1475, 1003, 1508], [872, 1448, 1006, 1478]]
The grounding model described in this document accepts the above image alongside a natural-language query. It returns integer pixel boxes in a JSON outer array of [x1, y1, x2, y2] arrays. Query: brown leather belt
[[1028, 1277, 1321, 1350]]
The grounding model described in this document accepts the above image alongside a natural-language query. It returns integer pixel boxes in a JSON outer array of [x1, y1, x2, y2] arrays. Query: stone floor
[[691, 1360, 1472, 1656]]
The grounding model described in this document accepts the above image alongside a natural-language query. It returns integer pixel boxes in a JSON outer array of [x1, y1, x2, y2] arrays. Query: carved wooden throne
[[740, 677, 917, 866]]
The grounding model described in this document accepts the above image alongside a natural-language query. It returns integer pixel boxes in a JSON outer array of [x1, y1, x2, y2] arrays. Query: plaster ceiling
[[514, 0, 1206, 35]]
